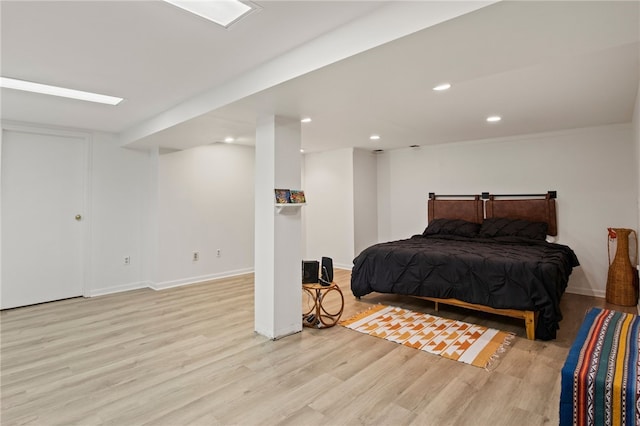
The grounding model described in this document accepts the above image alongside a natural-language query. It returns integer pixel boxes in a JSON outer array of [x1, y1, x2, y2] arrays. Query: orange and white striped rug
[[340, 305, 514, 369]]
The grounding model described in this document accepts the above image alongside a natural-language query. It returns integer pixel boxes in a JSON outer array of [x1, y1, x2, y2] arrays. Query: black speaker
[[302, 260, 319, 283], [321, 257, 333, 284]]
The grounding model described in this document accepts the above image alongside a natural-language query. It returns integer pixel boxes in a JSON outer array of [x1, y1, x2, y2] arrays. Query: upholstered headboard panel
[[427, 194, 483, 224], [485, 192, 557, 236], [427, 191, 558, 236]]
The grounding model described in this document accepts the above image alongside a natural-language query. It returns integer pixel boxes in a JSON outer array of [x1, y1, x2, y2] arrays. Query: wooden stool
[[302, 282, 344, 328]]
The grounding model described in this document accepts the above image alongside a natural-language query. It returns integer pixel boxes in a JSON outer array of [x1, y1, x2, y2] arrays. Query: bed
[[351, 192, 579, 340]]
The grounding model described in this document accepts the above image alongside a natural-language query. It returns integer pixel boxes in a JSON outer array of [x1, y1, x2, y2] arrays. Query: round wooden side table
[[302, 282, 344, 328]]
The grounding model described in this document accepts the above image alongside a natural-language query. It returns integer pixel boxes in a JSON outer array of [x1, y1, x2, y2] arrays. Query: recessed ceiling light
[[300, 149, 305, 153], [163, 0, 256, 28], [300, 117, 312, 123], [370, 135, 381, 140], [224, 137, 235, 143], [486, 115, 502, 123], [0, 76, 123, 105], [433, 83, 451, 91]]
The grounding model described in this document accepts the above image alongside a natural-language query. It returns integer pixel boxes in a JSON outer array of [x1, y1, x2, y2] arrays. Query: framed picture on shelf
[[274, 188, 291, 204], [290, 190, 306, 204]]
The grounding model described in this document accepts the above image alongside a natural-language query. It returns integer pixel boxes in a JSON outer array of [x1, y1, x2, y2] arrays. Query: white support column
[[254, 115, 302, 339], [143, 147, 160, 289]]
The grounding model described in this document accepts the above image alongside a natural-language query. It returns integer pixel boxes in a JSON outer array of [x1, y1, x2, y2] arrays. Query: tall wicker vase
[[606, 228, 638, 306]]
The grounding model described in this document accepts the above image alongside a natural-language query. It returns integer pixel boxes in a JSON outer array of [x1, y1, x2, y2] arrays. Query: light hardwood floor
[[1, 270, 637, 426]]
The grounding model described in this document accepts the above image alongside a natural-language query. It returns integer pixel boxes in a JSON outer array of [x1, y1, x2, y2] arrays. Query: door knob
[[75, 214, 82, 221]]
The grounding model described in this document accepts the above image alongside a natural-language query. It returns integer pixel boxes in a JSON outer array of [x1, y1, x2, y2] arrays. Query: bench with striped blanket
[[560, 307, 640, 425]]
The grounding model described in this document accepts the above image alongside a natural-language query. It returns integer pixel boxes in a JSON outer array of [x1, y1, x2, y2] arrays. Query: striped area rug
[[560, 307, 640, 426], [340, 304, 513, 369]]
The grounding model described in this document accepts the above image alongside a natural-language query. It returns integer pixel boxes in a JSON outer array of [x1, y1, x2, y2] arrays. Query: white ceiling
[[2, 1, 639, 154]]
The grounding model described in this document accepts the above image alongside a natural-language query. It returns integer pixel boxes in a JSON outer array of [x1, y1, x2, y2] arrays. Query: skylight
[[0, 77, 123, 105], [433, 83, 451, 91], [163, 0, 257, 28]]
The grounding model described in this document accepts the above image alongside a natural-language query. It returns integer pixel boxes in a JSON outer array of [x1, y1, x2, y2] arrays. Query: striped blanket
[[560, 308, 640, 426]]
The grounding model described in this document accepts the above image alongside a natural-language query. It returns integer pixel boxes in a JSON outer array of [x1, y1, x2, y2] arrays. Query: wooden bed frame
[[417, 296, 538, 340], [418, 191, 558, 340]]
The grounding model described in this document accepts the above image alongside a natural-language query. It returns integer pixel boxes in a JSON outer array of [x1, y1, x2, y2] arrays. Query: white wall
[[633, 83, 640, 311], [155, 143, 255, 288], [0, 125, 152, 298], [377, 124, 636, 297], [6, 118, 638, 302], [353, 148, 378, 256], [634, 83, 640, 244], [303, 148, 354, 268], [2, 125, 256, 299], [89, 133, 151, 295]]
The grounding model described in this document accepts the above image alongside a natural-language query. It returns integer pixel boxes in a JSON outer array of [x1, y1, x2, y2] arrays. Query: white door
[[1, 129, 86, 309]]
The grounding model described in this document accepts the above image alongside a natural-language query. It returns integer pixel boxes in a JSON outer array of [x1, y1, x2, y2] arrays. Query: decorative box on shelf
[[274, 188, 306, 213]]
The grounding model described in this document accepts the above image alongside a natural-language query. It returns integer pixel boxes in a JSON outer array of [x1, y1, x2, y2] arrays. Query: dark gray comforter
[[351, 234, 579, 340]]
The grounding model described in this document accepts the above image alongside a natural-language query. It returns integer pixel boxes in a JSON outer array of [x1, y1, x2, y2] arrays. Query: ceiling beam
[[120, 0, 499, 148]]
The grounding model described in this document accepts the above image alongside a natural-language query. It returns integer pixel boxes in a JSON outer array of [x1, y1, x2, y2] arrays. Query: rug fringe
[[338, 304, 387, 327], [484, 332, 516, 371]]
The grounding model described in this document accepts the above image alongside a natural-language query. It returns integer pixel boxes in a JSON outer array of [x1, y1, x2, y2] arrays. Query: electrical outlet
[[217, 249, 221, 258], [193, 252, 199, 261], [124, 256, 130, 265]]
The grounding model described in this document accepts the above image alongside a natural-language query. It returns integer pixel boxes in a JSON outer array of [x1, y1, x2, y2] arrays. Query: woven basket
[[606, 228, 638, 306]]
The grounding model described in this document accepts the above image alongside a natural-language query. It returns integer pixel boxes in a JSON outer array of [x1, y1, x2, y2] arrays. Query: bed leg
[[434, 301, 439, 312], [524, 311, 537, 340]]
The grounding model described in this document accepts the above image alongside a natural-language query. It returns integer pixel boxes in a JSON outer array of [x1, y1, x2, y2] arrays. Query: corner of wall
[[352, 147, 379, 255], [633, 80, 640, 313]]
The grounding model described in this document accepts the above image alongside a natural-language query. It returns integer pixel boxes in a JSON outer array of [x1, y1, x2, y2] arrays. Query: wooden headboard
[[427, 191, 558, 236], [485, 192, 557, 236], [427, 194, 483, 224]]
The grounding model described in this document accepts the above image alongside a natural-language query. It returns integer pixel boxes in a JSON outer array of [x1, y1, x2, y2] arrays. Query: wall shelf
[[275, 203, 306, 213]]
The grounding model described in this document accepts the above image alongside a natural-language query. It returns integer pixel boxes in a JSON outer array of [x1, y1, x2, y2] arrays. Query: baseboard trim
[[86, 281, 149, 297], [335, 264, 352, 271], [86, 266, 347, 297], [149, 268, 254, 291], [272, 328, 302, 340], [86, 269, 255, 297], [565, 286, 605, 298]]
